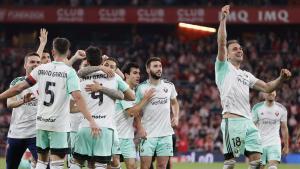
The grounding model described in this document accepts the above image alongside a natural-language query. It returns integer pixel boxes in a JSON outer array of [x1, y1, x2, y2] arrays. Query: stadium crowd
[[0, 28, 299, 157], [0, 0, 296, 6]]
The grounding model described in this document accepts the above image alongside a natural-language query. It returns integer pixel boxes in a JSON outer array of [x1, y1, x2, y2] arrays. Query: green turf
[[0, 158, 299, 169]]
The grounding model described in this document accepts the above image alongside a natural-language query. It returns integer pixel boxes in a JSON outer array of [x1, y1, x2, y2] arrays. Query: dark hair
[[146, 57, 161, 68], [85, 46, 102, 66], [122, 62, 140, 75], [105, 57, 119, 68], [52, 37, 71, 55], [227, 39, 240, 49], [24, 52, 40, 63]]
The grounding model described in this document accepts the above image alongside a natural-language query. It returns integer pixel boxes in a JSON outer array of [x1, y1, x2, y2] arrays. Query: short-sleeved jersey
[[8, 76, 38, 138], [135, 79, 177, 138], [215, 59, 258, 119], [26, 61, 80, 132], [115, 95, 135, 139], [79, 72, 129, 129], [252, 101, 287, 147]]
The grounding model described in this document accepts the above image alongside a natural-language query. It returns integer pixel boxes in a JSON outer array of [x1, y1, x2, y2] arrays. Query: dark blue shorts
[[6, 137, 37, 169]]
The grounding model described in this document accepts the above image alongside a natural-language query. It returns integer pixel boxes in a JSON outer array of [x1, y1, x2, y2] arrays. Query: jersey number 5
[[44, 81, 55, 106], [91, 92, 103, 105]]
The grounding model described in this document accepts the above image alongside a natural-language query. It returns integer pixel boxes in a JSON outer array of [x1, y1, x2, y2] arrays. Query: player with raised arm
[[136, 57, 179, 169], [70, 46, 134, 169], [252, 91, 289, 169], [36, 28, 51, 64], [6, 52, 40, 169], [0, 37, 99, 169], [215, 5, 291, 169]]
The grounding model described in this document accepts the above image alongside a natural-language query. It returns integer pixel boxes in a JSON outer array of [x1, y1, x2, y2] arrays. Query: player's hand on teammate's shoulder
[[39, 28, 48, 45], [22, 93, 35, 104], [85, 80, 103, 93], [99, 65, 115, 78], [143, 88, 156, 101], [221, 5, 230, 20], [280, 69, 292, 81]]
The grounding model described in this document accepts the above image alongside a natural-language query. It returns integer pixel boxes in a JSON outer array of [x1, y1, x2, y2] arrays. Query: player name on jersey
[[38, 69, 67, 78]]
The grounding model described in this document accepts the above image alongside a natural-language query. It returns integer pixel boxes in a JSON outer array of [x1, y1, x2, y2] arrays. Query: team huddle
[[0, 5, 294, 169]]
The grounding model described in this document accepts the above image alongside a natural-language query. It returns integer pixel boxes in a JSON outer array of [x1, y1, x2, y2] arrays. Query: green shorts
[[73, 127, 113, 163], [139, 135, 173, 157], [262, 145, 281, 165], [112, 132, 121, 155], [36, 129, 70, 154], [221, 118, 262, 159], [120, 138, 136, 159]]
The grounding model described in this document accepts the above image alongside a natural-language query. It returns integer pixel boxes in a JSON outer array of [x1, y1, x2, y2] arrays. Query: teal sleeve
[[67, 69, 81, 94], [251, 105, 259, 123], [116, 75, 129, 92], [215, 59, 230, 85], [121, 100, 134, 111], [135, 86, 143, 103]]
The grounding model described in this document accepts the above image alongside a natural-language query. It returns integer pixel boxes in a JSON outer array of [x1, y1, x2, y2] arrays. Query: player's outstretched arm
[[171, 98, 179, 128], [36, 28, 48, 57], [281, 121, 289, 156], [0, 81, 31, 101], [71, 91, 100, 136], [85, 80, 124, 100], [253, 69, 291, 93], [126, 88, 155, 117], [7, 93, 35, 109], [217, 5, 230, 61], [77, 65, 115, 78]]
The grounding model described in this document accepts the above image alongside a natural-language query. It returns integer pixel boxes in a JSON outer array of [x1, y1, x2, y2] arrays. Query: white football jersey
[[79, 72, 129, 129], [27, 61, 81, 132], [252, 101, 287, 147], [8, 76, 38, 138], [215, 59, 258, 119], [115, 98, 135, 139], [135, 79, 177, 138]]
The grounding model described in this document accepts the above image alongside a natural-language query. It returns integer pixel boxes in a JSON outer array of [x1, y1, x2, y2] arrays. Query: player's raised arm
[[36, 28, 48, 57], [253, 69, 291, 93], [217, 5, 230, 61]]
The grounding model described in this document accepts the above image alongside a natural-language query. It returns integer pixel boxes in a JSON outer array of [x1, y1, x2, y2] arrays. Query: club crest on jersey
[[275, 112, 279, 116], [163, 88, 168, 93]]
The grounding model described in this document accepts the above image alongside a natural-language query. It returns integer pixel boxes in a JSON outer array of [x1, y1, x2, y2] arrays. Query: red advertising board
[[0, 7, 298, 24]]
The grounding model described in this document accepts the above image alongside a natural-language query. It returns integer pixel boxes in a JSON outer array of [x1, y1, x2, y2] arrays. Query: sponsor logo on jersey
[[150, 97, 168, 105]]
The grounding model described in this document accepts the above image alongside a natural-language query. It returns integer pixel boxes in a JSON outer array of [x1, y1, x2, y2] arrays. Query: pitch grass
[[0, 158, 299, 169]]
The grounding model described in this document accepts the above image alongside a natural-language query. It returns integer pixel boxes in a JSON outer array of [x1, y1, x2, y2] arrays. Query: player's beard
[[150, 70, 161, 80]]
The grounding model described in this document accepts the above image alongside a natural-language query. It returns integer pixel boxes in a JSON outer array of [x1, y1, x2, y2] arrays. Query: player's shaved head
[[52, 37, 71, 56], [86, 46, 102, 66]]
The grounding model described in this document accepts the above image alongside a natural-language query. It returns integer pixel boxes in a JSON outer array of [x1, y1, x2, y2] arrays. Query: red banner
[[0, 7, 298, 24]]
